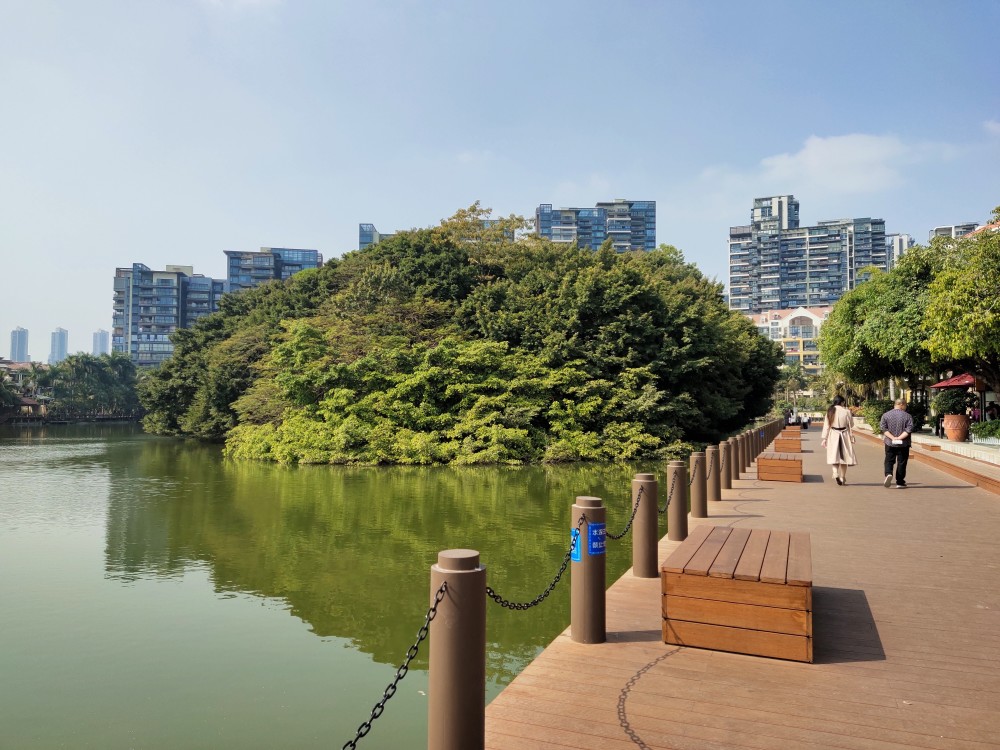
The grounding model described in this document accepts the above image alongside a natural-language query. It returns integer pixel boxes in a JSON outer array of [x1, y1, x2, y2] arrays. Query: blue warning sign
[[570, 528, 581, 562], [588, 523, 606, 556]]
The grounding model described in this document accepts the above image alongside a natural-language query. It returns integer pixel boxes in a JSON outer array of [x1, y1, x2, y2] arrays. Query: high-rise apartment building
[[224, 247, 323, 293], [359, 224, 396, 250], [535, 199, 656, 252], [93, 329, 110, 356], [930, 223, 978, 240], [49, 328, 68, 365], [112, 264, 226, 368], [728, 195, 887, 313], [9, 327, 28, 363]]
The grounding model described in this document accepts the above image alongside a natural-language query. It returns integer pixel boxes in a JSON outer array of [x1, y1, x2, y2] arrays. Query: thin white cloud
[[456, 149, 495, 165], [985, 120, 1000, 137], [199, 0, 282, 10]]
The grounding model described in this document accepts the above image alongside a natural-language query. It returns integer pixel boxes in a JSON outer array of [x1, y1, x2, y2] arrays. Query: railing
[[340, 416, 786, 749]]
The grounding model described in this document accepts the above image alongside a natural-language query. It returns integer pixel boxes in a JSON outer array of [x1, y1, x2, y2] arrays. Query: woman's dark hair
[[827, 396, 845, 426]]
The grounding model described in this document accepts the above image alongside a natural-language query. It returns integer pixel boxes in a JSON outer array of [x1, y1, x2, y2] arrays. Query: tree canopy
[[141, 206, 783, 464], [819, 205, 1000, 396]]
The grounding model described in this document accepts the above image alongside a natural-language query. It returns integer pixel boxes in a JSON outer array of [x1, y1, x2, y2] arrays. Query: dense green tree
[[46, 353, 139, 416], [143, 209, 783, 464], [924, 206, 1000, 394]]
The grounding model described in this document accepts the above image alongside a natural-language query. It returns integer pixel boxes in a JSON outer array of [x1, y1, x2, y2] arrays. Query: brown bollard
[[632, 473, 659, 578], [727, 438, 740, 484], [735, 434, 745, 474], [705, 444, 721, 502], [571, 496, 606, 644], [718, 441, 731, 491], [667, 460, 688, 542], [689, 451, 707, 518], [743, 431, 752, 470], [429, 549, 486, 750]]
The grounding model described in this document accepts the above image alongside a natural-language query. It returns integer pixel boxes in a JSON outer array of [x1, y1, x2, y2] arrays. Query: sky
[[2, 0, 998, 362]]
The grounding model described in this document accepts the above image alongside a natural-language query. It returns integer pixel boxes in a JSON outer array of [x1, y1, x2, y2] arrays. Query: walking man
[[880, 398, 914, 488]]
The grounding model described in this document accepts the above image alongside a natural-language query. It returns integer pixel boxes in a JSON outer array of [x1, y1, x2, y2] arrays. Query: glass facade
[[9, 327, 29, 363], [225, 248, 323, 292], [729, 196, 888, 313], [359, 224, 396, 250], [92, 329, 110, 356], [535, 199, 656, 252], [113, 264, 226, 368], [48, 328, 68, 365]]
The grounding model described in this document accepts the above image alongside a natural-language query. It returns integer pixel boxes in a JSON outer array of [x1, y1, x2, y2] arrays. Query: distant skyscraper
[[535, 199, 656, 252], [224, 247, 323, 293], [49, 328, 68, 365], [929, 223, 979, 240], [93, 329, 110, 356], [359, 224, 396, 250], [728, 195, 888, 313], [113, 263, 226, 368], [10, 327, 28, 363]]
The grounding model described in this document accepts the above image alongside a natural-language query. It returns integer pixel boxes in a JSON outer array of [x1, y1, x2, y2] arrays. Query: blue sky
[[2, 0, 998, 361]]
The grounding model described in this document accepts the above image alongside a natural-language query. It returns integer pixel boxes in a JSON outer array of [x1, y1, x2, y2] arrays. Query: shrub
[[970, 420, 1000, 439], [931, 388, 977, 416], [859, 400, 893, 431]]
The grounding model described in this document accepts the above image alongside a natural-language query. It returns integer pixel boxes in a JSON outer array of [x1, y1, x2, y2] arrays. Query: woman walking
[[821, 396, 857, 485]]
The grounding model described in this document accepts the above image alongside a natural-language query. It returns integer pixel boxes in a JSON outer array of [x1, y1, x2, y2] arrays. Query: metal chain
[[688, 457, 701, 486], [486, 514, 587, 610], [658, 470, 678, 515], [706, 451, 716, 478], [607, 485, 645, 541], [342, 582, 448, 750]]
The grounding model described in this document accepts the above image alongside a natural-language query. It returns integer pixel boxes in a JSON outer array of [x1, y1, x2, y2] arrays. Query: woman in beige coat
[[821, 395, 857, 485]]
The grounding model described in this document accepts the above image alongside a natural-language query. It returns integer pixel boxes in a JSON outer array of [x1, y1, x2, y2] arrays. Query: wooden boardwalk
[[485, 427, 1000, 749]]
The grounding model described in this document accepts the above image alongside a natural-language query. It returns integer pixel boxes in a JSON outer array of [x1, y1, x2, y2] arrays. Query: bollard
[[707, 444, 722, 500], [743, 431, 752, 471], [632, 473, 659, 579], [689, 451, 707, 518], [718, 441, 731, 491], [727, 438, 740, 484], [735, 434, 745, 475], [571, 496, 606, 644], [429, 550, 486, 750], [666, 460, 688, 542]]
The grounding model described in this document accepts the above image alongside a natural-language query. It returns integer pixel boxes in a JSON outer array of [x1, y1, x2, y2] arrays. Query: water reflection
[[99, 432, 651, 685]]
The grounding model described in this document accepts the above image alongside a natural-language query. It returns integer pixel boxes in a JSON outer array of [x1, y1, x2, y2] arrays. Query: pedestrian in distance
[[821, 396, 857, 485], [880, 398, 914, 488]]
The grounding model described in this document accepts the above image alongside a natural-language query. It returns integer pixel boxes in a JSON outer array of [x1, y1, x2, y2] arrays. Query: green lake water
[[0, 424, 653, 749]]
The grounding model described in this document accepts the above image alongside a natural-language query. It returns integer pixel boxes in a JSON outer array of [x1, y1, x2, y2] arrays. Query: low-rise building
[[747, 306, 832, 376]]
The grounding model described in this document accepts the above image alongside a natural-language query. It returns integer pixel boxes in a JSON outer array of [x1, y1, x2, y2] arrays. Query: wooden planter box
[[662, 525, 813, 662], [758, 453, 803, 482]]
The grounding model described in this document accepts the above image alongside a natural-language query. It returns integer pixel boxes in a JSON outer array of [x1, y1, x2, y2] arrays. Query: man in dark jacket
[[880, 399, 914, 488]]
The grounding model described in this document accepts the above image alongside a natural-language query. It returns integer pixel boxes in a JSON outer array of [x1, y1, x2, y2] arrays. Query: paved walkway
[[485, 427, 1000, 749]]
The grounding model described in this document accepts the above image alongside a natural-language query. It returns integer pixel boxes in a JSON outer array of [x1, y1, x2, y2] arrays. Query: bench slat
[[760, 530, 790, 584], [661, 524, 714, 574], [683, 526, 732, 576], [708, 527, 752, 579], [733, 529, 770, 581], [786, 531, 812, 586]]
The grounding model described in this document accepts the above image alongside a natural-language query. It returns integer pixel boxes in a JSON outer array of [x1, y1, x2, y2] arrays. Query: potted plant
[[932, 389, 977, 442], [970, 419, 1000, 446]]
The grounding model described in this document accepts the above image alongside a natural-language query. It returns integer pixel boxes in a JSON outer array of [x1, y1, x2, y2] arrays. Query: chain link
[[486, 514, 587, 610], [658, 470, 678, 515], [606, 485, 645, 541], [706, 451, 716, 478], [342, 582, 448, 750], [688, 457, 701, 486]]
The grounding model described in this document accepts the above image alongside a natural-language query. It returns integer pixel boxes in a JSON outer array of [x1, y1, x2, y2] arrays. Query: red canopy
[[930, 373, 979, 389]]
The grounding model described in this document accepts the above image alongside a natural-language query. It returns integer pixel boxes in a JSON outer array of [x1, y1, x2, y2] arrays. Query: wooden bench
[[783, 424, 802, 432], [773, 436, 802, 453], [757, 452, 803, 482], [662, 525, 813, 662]]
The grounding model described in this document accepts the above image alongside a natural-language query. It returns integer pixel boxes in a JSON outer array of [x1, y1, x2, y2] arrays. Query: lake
[[0, 424, 653, 749]]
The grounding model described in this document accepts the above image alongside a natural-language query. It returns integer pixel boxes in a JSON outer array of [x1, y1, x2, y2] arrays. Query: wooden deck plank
[[786, 531, 812, 586], [485, 425, 1000, 749], [708, 526, 751, 579], [683, 526, 732, 576], [662, 524, 714, 574], [733, 528, 770, 581], [759, 530, 790, 584]]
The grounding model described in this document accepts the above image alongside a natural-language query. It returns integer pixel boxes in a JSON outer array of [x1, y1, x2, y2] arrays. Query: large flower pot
[[942, 413, 970, 442]]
